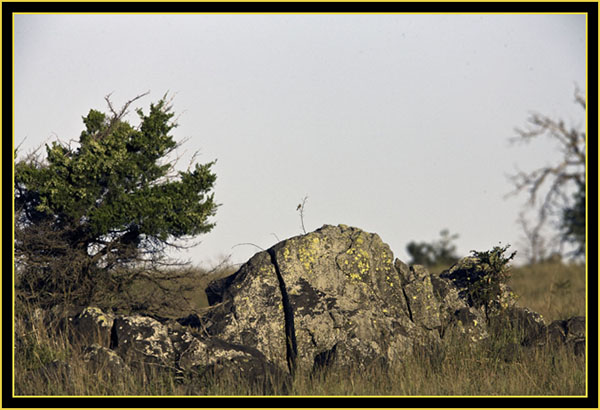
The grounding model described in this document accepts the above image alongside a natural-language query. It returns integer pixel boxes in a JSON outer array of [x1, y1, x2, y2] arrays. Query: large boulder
[[50, 224, 585, 387], [199, 251, 289, 373], [266, 224, 432, 373]]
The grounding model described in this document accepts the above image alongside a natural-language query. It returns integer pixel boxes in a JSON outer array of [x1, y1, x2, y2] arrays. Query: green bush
[[465, 245, 516, 317], [14, 94, 218, 309]]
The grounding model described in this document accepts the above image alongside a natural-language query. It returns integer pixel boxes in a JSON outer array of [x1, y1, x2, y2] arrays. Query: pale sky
[[13, 13, 586, 268]]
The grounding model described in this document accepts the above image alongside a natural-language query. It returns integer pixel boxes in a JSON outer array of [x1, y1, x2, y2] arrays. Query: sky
[[13, 13, 586, 269]]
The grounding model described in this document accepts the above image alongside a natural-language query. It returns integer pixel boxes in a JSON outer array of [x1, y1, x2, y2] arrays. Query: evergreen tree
[[15, 94, 218, 307]]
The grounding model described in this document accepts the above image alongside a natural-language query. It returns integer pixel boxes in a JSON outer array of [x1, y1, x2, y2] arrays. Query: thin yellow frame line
[[11, 12, 16, 400], [585, 10, 590, 400]]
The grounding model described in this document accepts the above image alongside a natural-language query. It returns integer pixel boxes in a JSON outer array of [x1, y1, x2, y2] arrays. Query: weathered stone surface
[[451, 306, 488, 343], [181, 335, 291, 394], [504, 306, 547, 347], [69, 306, 114, 348], [548, 316, 586, 356], [110, 314, 175, 367], [429, 272, 469, 337], [53, 224, 586, 386], [400, 264, 442, 331], [268, 224, 427, 373], [428, 267, 488, 342], [204, 275, 237, 306], [200, 251, 289, 373]]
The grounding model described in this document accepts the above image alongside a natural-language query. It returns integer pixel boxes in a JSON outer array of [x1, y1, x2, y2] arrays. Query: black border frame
[[3, 2, 598, 408]]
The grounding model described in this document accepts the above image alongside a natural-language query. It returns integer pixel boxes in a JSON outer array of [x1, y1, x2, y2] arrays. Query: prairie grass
[[509, 261, 586, 321], [12, 261, 587, 397]]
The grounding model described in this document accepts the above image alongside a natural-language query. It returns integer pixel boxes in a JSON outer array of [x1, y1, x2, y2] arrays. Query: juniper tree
[[15, 94, 218, 308]]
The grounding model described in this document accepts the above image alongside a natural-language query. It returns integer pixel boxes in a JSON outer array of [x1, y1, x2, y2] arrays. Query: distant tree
[[406, 242, 435, 267], [406, 229, 460, 268], [434, 229, 460, 266], [14, 93, 218, 308], [508, 88, 586, 259], [516, 211, 548, 265], [560, 180, 586, 257]]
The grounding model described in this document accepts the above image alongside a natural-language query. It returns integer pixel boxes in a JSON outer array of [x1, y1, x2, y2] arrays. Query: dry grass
[[509, 261, 586, 321]]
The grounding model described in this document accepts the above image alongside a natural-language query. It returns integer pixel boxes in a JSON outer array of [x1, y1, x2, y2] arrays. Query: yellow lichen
[[349, 272, 362, 281], [298, 238, 320, 273]]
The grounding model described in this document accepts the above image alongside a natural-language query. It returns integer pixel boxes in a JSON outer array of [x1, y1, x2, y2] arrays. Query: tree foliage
[[465, 245, 516, 317], [509, 88, 586, 259], [15, 94, 218, 308], [406, 229, 460, 268], [560, 181, 585, 256]]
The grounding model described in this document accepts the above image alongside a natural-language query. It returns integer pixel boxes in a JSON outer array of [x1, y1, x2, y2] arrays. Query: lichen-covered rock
[[69, 306, 114, 348], [429, 273, 469, 335], [178, 333, 290, 393], [201, 251, 289, 373], [110, 315, 175, 367], [201, 224, 438, 375], [399, 264, 442, 331], [548, 316, 586, 356], [502, 306, 547, 347], [428, 269, 488, 342], [50, 225, 586, 386], [451, 306, 489, 342], [269, 225, 427, 373]]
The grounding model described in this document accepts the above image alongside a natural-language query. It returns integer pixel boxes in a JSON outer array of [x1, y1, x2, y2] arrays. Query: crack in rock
[[267, 247, 298, 376]]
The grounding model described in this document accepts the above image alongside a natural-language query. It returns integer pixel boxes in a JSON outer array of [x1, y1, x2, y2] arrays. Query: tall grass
[[13, 261, 586, 396], [509, 261, 586, 321]]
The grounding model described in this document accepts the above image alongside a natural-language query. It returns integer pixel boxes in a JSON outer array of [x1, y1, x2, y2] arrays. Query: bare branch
[[574, 85, 585, 109], [105, 91, 150, 121], [297, 195, 309, 234], [232, 242, 265, 252], [95, 91, 150, 141], [508, 88, 586, 259]]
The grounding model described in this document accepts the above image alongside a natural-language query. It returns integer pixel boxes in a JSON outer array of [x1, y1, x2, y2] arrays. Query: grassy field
[[13, 260, 587, 396], [509, 261, 587, 322]]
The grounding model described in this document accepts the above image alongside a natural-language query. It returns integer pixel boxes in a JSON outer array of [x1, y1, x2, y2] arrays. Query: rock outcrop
[[58, 224, 585, 384], [201, 224, 435, 374]]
